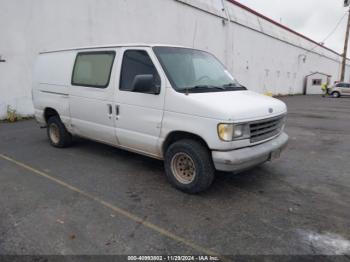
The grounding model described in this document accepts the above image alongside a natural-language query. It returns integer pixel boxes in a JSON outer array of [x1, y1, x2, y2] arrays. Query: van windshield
[[153, 47, 246, 93]]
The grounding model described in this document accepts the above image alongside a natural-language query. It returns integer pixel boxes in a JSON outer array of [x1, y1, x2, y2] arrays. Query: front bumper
[[212, 132, 289, 172]]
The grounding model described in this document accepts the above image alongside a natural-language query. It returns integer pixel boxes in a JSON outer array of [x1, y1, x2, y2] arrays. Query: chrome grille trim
[[249, 115, 285, 143]]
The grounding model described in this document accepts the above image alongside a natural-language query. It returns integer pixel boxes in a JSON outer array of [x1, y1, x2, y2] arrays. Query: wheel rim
[[170, 152, 196, 184], [49, 123, 60, 144], [333, 93, 339, 98]]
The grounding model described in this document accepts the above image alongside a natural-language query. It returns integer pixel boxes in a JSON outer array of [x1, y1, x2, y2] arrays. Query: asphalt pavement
[[0, 95, 349, 257]]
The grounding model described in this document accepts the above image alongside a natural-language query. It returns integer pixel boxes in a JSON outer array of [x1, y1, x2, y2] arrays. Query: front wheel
[[332, 92, 340, 98], [47, 116, 72, 148], [164, 139, 215, 194]]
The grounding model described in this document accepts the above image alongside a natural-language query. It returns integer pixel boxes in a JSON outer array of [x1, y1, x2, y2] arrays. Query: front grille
[[250, 116, 284, 143]]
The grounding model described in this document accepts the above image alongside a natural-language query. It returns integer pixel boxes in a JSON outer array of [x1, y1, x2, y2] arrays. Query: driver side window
[[119, 50, 160, 93]]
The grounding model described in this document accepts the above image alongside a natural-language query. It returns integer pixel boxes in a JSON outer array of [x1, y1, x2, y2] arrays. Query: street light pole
[[340, 4, 350, 82]]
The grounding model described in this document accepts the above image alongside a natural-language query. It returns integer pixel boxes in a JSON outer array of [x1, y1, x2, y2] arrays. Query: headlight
[[218, 123, 249, 141], [218, 124, 234, 141]]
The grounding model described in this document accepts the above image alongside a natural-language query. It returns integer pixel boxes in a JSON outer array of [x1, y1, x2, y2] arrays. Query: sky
[[237, 0, 349, 55]]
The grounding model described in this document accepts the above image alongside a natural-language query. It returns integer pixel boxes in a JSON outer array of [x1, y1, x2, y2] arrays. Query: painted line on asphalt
[[0, 153, 220, 257]]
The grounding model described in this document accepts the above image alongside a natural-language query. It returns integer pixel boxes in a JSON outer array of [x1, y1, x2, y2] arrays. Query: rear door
[[114, 47, 166, 157], [342, 83, 350, 95], [69, 50, 119, 146]]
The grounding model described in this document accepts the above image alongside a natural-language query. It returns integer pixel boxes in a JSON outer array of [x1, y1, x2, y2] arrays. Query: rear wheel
[[47, 116, 72, 148], [164, 139, 215, 194], [332, 92, 340, 98]]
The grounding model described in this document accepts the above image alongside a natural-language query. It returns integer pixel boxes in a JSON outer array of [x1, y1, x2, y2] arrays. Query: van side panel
[[32, 52, 76, 127]]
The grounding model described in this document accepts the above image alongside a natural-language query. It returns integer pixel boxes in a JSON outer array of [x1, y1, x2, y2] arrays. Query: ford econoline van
[[32, 44, 288, 193]]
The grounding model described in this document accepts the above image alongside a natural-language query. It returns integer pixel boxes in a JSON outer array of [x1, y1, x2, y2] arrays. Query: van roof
[[39, 43, 187, 54]]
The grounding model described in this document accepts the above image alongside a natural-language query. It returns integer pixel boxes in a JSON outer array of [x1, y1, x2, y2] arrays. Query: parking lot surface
[[0, 95, 349, 256]]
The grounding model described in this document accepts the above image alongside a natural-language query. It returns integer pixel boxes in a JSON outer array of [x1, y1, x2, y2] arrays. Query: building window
[[120, 50, 160, 92], [312, 79, 322, 86], [72, 51, 115, 88]]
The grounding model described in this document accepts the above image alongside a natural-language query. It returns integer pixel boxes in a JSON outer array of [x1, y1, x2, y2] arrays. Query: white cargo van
[[32, 44, 288, 193]]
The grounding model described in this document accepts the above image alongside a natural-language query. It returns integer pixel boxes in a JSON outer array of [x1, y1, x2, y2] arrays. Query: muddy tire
[[47, 116, 72, 148], [164, 139, 215, 194]]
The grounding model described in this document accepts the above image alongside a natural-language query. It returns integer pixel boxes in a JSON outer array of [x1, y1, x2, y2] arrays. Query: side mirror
[[131, 74, 160, 95]]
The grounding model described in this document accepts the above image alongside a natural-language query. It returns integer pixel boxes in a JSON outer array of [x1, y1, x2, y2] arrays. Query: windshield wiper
[[223, 83, 240, 88], [222, 83, 247, 90], [184, 85, 225, 94]]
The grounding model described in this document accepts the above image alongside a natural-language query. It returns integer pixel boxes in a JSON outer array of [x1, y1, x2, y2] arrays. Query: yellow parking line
[[0, 153, 220, 257]]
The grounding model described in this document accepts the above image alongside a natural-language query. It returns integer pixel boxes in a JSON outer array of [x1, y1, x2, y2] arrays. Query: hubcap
[[49, 123, 60, 144], [171, 153, 196, 184]]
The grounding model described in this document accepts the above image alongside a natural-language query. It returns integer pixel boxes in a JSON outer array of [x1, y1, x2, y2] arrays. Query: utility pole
[[341, 1, 350, 82]]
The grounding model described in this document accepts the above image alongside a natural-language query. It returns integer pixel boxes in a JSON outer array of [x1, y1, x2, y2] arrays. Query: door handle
[[107, 104, 112, 115], [116, 105, 120, 119]]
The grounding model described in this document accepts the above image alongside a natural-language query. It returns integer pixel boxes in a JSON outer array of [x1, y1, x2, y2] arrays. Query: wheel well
[[44, 108, 59, 123], [162, 131, 209, 155]]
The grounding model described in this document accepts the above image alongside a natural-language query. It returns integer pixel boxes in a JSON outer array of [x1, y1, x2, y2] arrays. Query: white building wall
[[0, 0, 349, 119]]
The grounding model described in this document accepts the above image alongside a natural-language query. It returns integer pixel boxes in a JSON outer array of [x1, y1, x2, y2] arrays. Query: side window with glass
[[72, 52, 115, 88], [337, 83, 347, 88], [120, 50, 161, 94]]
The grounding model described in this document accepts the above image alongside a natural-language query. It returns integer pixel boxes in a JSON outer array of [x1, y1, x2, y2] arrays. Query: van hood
[[167, 90, 287, 122]]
